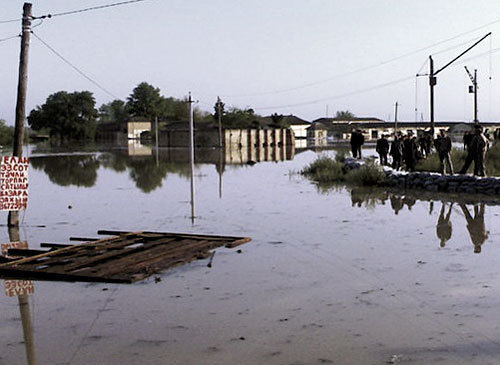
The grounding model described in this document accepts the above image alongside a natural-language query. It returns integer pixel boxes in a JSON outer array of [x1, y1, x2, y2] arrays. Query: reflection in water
[[349, 188, 492, 253], [30, 155, 100, 187], [30, 143, 294, 194], [460, 203, 489, 253], [437, 202, 453, 247]]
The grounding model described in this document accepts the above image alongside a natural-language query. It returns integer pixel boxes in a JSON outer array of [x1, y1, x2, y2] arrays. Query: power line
[[220, 18, 500, 99], [0, 34, 20, 43], [33, 0, 151, 20], [0, 18, 21, 24], [31, 31, 117, 99], [250, 75, 415, 111]]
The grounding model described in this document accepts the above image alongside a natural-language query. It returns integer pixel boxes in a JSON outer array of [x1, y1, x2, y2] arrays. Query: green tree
[[213, 97, 225, 122], [223, 107, 261, 128], [99, 99, 129, 124], [0, 119, 14, 146], [335, 110, 356, 120], [126, 82, 163, 120], [27, 91, 98, 141], [271, 113, 288, 127]]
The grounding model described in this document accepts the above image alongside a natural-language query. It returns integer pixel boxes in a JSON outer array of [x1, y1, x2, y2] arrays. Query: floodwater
[[2, 143, 500, 365]]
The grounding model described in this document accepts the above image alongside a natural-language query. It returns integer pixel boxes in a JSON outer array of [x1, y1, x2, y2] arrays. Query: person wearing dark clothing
[[390, 132, 404, 170], [436, 202, 453, 247], [463, 131, 473, 151], [434, 129, 453, 174], [376, 134, 390, 165], [459, 125, 488, 176], [459, 203, 489, 253], [350, 130, 364, 159], [403, 132, 418, 171]]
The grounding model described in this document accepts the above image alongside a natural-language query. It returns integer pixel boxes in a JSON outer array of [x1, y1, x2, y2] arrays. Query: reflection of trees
[[30, 155, 100, 187], [98, 153, 192, 193]]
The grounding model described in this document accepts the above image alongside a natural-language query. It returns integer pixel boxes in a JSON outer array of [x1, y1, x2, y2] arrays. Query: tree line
[[24, 82, 293, 142]]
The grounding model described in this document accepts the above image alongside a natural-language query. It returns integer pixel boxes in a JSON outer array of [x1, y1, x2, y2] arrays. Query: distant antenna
[[326, 104, 329, 118]]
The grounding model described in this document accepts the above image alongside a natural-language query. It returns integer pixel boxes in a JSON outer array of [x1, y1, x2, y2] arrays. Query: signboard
[[0, 156, 29, 211], [2, 242, 35, 297]]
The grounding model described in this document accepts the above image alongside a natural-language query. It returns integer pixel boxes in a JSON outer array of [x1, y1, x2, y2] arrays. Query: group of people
[[351, 125, 489, 175]]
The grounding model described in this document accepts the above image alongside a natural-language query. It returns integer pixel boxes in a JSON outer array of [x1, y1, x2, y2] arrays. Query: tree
[[270, 113, 288, 128], [335, 110, 356, 120], [99, 99, 129, 124], [214, 97, 225, 122], [223, 107, 261, 128], [0, 119, 14, 146], [27, 91, 98, 141], [126, 82, 163, 120]]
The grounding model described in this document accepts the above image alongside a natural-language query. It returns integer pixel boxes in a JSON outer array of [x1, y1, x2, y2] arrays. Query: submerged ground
[[1, 144, 500, 365]]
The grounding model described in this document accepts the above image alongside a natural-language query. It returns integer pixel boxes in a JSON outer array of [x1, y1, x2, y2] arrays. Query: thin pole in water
[[188, 92, 195, 222]]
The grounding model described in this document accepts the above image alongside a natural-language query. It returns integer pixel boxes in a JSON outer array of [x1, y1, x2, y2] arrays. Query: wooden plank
[[7, 248, 48, 257]]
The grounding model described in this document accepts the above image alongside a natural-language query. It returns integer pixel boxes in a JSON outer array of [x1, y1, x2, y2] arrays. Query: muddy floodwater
[[2, 144, 500, 365]]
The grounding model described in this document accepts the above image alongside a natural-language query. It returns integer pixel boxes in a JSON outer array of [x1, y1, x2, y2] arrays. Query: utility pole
[[188, 92, 195, 223], [464, 66, 478, 124], [429, 56, 435, 136], [427, 32, 490, 137], [394, 101, 399, 133], [9, 2, 32, 227]]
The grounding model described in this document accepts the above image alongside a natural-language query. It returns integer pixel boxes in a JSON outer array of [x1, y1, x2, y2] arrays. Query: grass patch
[[301, 156, 344, 183], [345, 161, 387, 186], [415, 148, 467, 173], [302, 156, 386, 187]]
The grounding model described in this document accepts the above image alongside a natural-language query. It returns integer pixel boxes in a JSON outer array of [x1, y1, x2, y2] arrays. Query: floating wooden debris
[[0, 230, 251, 284]]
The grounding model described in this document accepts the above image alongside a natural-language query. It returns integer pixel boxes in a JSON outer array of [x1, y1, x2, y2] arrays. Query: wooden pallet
[[0, 230, 251, 283]]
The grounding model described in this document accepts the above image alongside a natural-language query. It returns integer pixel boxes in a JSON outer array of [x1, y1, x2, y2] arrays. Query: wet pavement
[[1, 145, 500, 364]]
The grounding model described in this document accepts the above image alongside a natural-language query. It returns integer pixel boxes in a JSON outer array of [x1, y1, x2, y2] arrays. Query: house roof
[[312, 117, 385, 124], [261, 114, 310, 126]]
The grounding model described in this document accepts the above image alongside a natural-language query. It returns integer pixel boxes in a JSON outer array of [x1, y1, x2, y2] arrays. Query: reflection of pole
[[155, 116, 159, 166], [188, 92, 195, 222], [9, 3, 32, 227], [217, 96, 223, 148], [8, 225, 36, 365], [218, 147, 223, 199]]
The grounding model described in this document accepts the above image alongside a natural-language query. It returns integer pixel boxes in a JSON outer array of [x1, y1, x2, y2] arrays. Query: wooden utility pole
[[9, 2, 32, 227]]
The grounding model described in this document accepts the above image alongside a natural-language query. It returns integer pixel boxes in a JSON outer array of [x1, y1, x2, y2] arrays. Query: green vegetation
[[301, 155, 387, 187], [416, 148, 467, 173], [0, 119, 14, 146], [345, 161, 387, 186], [335, 110, 355, 119], [28, 91, 98, 142]]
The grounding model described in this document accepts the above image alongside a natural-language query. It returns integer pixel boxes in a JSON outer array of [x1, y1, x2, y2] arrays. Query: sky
[[1, 0, 500, 125]]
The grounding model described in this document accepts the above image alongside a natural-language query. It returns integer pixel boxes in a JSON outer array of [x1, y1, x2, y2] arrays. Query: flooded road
[[1, 144, 500, 365]]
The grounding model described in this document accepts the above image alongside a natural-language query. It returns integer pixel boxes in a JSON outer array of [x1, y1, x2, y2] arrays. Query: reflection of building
[[127, 140, 152, 156]]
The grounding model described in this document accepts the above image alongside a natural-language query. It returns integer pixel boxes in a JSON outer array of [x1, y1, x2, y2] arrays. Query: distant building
[[96, 116, 151, 142]]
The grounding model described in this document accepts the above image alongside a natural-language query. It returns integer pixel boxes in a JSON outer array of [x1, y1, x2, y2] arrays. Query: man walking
[[403, 131, 418, 171], [434, 129, 453, 174], [459, 125, 488, 176]]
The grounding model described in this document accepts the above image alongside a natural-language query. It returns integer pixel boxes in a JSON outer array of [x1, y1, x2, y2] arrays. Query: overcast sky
[[1, 0, 500, 125]]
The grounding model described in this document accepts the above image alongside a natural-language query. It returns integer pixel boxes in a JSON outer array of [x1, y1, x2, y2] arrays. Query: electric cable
[[33, 0, 151, 20], [0, 18, 21, 24], [0, 34, 20, 43], [31, 31, 118, 99]]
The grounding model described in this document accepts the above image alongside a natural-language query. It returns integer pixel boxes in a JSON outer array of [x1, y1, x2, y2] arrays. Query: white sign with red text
[[0, 156, 29, 211]]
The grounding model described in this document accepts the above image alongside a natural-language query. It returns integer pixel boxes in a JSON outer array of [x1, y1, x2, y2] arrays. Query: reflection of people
[[460, 203, 489, 253], [436, 202, 453, 247], [390, 195, 404, 215], [403, 196, 416, 211]]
